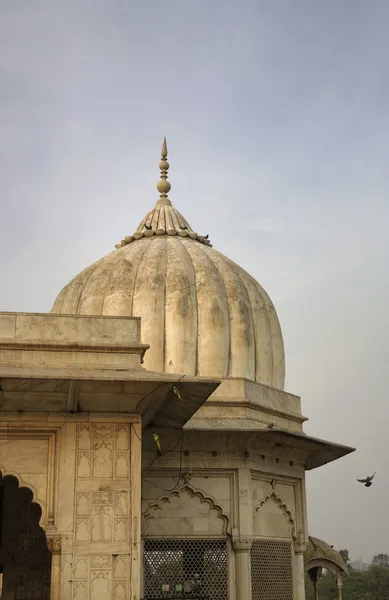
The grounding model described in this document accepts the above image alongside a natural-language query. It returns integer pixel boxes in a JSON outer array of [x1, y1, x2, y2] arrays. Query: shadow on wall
[[0, 473, 51, 599]]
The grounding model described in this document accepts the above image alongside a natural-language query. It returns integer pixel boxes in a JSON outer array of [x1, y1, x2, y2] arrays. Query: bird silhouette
[[357, 472, 376, 487], [144, 224, 152, 230]]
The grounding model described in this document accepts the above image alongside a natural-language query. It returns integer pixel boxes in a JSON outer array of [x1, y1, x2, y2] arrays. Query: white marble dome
[[52, 141, 285, 389]]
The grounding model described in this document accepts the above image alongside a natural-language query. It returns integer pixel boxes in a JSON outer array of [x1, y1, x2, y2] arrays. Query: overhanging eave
[[0, 365, 220, 429]]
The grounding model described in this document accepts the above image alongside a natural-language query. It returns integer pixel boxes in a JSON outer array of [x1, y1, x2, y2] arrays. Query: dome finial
[[156, 137, 172, 206]]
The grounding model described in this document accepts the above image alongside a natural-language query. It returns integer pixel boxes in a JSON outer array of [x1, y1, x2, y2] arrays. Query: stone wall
[[0, 413, 142, 600], [142, 448, 308, 600]]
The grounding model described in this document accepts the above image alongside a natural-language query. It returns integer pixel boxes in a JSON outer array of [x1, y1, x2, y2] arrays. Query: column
[[294, 551, 306, 600], [313, 582, 319, 600], [233, 539, 252, 600], [336, 573, 343, 600], [293, 536, 307, 600], [47, 536, 62, 600]]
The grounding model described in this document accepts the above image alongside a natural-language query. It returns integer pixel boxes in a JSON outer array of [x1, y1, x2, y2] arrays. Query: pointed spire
[[115, 138, 213, 249], [156, 137, 172, 206]]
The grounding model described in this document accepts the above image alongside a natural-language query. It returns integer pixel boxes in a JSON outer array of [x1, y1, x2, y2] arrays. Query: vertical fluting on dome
[[194, 243, 256, 380], [51, 139, 286, 389], [164, 237, 198, 374], [132, 237, 168, 372], [179, 240, 230, 377], [51, 235, 285, 388]]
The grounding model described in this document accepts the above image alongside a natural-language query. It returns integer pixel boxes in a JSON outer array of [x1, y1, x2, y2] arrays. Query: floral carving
[[46, 536, 62, 554], [114, 492, 129, 516], [93, 425, 114, 439], [92, 492, 113, 505], [233, 539, 252, 552], [91, 555, 112, 569], [115, 425, 130, 450]]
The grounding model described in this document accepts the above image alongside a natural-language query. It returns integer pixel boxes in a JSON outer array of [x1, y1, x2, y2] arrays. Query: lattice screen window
[[143, 538, 228, 599], [251, 539, 293, 600]]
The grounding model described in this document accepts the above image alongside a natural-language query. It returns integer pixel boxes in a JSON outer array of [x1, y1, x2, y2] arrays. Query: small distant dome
[[51, 139, 285, 389], [305, 537, 348, 574]]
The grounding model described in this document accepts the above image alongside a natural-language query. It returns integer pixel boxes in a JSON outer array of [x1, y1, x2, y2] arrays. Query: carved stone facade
[[69, 422, 140, 600], [0, 143, 355, 599], [0, 474, 52, 599], [0, 416, 141, 600], [141, 438, 308, 600]]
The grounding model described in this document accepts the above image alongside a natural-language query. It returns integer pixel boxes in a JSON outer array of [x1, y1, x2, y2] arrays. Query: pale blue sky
[[1, 0, 389, 561]]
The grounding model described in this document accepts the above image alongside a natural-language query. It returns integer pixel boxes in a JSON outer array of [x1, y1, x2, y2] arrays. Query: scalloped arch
[[0, 464, 47, 529], [143, 483, 230, 535], [253, 489, 296, 540]]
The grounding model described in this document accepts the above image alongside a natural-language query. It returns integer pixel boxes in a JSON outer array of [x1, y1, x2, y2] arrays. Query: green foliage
[[339, 548, 350, 566], [371, 553, 389, 568], [305, 561, 389, 600]]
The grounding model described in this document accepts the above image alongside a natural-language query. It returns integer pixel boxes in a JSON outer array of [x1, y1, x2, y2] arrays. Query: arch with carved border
[[0, 464, 47, 529], [305, 557, 346, 580], [143, 483, 230, 536], [253, 489, 296, 540]]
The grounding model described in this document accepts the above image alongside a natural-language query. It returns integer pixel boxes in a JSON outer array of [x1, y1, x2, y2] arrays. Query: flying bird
[[357, 472, 376, 487]]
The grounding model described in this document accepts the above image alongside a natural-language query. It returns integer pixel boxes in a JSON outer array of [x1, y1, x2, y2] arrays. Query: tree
[[305, 561, 389, 600], [339, 549, 350, 567], [371, 553, 389, 568]]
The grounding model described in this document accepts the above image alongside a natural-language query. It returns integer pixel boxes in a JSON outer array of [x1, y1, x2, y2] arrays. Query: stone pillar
[[233, 539, 252, 600], [47, 536, 62, 600], [313, 582, 319, 600], [293, 537, 307, 600], [293, 551, 306, 600], [336, 573, 343, 600]]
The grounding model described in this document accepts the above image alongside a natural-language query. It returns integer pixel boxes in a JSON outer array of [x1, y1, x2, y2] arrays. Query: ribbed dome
[[51, 140, 285, 389]]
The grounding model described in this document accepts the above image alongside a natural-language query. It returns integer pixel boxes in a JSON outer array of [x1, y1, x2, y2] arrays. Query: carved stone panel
[[71, 421, 139, 600]]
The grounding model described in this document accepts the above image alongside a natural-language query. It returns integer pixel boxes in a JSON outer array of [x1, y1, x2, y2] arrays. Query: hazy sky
[[1, 0, 389, 562]]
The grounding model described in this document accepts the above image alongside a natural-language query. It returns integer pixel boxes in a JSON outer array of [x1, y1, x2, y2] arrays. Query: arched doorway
[[304, 536, 348, 600], [0, 473, 52, 599]]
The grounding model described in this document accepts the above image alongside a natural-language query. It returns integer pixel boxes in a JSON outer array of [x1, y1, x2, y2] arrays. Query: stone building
[[0, 140, 354, 599]]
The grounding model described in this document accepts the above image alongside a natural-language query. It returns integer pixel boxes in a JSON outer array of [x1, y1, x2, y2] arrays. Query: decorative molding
[[206, 400, 306, 426], [142, 469, 237, 530], [253, 489, 296, 540], [233, 539, 252, 552], [0, 424, 60, 440], [250, 470, 301, 487], [294, 532, 307, 554], [143, 483, 230, 535], [47, 427, 61, 528], [0, 422, 63, 530], [305, 558, 344, 579], [181, 471, 192, 485], [46, 536, 62, 554]]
